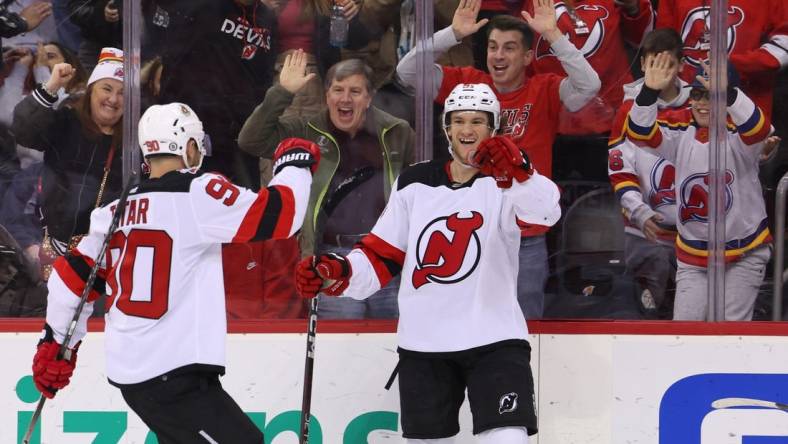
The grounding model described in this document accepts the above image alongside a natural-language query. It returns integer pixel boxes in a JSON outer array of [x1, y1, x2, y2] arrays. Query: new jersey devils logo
[[648, 159, 676, 209], [680, 6, 744, 69], [535, 3, 609, 60], [499, 392, 519, 414], [500, 105, 532, 139], [679, 170, 734, 224], [412, 211, 483, 289]]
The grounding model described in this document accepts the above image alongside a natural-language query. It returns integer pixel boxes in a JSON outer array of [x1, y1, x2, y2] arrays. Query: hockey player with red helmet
[[295, 83, 560, 443], [30, 102, 320, 443]]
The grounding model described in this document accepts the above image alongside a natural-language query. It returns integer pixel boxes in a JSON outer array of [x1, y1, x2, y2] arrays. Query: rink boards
[[2, 319, 788, 444]]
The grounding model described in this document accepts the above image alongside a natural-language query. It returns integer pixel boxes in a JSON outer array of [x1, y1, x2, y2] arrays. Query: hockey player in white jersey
[[625, 55, 773, 321], [295, 83, 561, 443], [31, 103, 320, 443]]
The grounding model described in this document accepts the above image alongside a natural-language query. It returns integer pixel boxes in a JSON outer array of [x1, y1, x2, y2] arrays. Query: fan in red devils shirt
[[657, 0, 787, 117], [525, 0, 655, 135]]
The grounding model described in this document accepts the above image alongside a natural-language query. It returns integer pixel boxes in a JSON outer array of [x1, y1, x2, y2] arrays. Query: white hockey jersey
[[607, 78, 689, 244], [45, 166, 311, 385], [625, 88, 773, 266], [340, 160, 561, 353]]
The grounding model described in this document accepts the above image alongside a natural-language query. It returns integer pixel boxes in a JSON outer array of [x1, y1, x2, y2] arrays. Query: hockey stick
[[711, 397, 788, 412], [22, 177, 136, 444], [299, 293, 319, 444]]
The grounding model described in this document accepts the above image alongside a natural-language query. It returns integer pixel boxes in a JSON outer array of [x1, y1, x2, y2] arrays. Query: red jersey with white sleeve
[[337, 160, 561, 352], [625, 87, 773, 266], [656, 0, 788, 115], [607, 78, 689, 243], [528, 0, 655, 134], [44, 166, 312, 385]]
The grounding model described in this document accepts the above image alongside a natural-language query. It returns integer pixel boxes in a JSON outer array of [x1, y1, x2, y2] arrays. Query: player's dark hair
[[641, 28, 683, 60], [487, 15, 534, 49]]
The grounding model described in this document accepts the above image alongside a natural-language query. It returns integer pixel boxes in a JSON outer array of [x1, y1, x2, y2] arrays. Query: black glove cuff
[[273, 148, 316, 175], [38, 323, 55, 346], [520, 151, 532, 173], [323, 253, 351, 277], [636, 85, 660, 106], [726, 87, 738, 107]]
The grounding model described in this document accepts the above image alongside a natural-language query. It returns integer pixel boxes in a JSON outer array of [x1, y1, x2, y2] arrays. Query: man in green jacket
[[239, 52, 415, 319]]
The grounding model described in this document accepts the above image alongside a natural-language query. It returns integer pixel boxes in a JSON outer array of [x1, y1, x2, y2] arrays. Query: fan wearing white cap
[[138, 102, 207, 175], [43, 47, 124, 135]]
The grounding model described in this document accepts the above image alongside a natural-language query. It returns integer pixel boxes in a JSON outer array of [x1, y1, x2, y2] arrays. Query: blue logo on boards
[[659, 373, 788, 443]]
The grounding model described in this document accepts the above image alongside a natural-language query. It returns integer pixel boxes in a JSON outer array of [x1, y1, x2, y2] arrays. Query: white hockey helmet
[[442, 83, 500, 134], [441, 83, 500, 163], [138, 102, 206, 169]]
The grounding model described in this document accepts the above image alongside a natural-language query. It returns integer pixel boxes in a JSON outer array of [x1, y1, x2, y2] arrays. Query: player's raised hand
[[314, 253, 351, 296], [279, 49, 316, 94], [643, 51, 675, 91], [272, 137, 321, 174], [522, 0, 561, 43], [32, 325, 79, 399], [451, 0, 489, 41], [45, 62, 74, 94], [473, 136, 532, 188]]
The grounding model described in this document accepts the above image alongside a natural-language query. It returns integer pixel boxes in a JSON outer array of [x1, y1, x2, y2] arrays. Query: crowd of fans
[[0, 0, 784, 321]]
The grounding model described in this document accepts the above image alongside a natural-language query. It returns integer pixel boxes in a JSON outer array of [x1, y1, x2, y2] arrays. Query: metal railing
[[772, 171, 788, 321]]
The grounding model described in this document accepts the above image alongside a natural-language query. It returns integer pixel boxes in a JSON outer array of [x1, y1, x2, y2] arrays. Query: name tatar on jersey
[[412, 211, 484, 289], [111, 197, 150, 228]]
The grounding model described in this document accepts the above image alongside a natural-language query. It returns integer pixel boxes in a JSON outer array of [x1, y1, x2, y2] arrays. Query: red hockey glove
[[295, 256, 323, 299], [473, 136, 533, 188], [32, 324, 79, 399], [273, 137, 321, 175], [314, 253, 352, 297]]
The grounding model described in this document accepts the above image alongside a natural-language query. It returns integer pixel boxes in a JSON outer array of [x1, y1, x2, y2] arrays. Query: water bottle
[[329, 3, 349, 48]]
